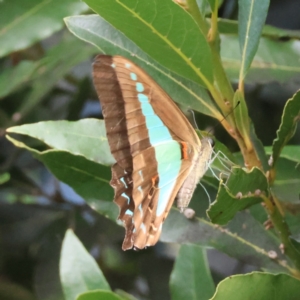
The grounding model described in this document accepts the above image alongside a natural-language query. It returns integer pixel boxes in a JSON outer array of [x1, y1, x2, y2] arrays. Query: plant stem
[[264, 193, 300, 275], [185, 0, 209, 35], [210, 47, 235, 105], [184, 0, 261, 169], [186, 0, 235, 116]]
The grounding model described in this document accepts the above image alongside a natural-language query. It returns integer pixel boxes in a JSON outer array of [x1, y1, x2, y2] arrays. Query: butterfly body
[[176, 138, 214, 211], [93, 55, 213, 250]]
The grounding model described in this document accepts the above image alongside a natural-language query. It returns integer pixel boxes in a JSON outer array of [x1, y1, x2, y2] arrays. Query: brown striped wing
[[93, 55, 201, 250]]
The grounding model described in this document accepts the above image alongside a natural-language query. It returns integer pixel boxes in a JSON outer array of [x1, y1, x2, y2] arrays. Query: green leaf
[[271, 157, 300, 204], [249, 122, 269, 171], [87, 200, 119, 222], [60, 230, 111, 300], [114, 289, 139, 300], [211, 272, 300, 300], [83, 0, 213, 86], [77, 290, 123, 300], [265, 146, 300, 204], [0, 0, 87, 58], [289, 237, 300, 255], [0, 172, 10, 185], [7, 119, 115, 165], [272, 90, 300, 168], [65, 14, 219, 118], [286, 213, 300, 240], [265, 145, 300, 164], [196, 0, 212, 16], [5, 134, 113, 201], [17, 35, 97, 121], [238, 0, 270, 80], [207, 167, 267, 225], [218, 18, 300, 40], [170, 244, 215, 300], [206, 0, 217, 11], [233, 90, 251, 147], [0, 61, 37, 98], [161, 209, 287, 272], [221, 35, 300, 85]]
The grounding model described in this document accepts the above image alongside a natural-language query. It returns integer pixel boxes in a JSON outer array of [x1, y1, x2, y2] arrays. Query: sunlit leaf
[[211, 272, 300, 299], [161, 209, 288, 273], [238, 0, 270, 80], [265, 145, 300, 164], [271, 157, 300, 204], [60, 230, 110, 300], [218, 18, 300, 39], [207, 167, 267, 225], [221, 35, 300, 84], [0, 0, 87, 58], [5, 134, 113, 201], [65, 15, 219, 118], [170, 244, 215, 300], [77, 290, 123, 300], [7, 119, 114, 165], [83, 0, 213, 86], [272, 91, 300, 168]]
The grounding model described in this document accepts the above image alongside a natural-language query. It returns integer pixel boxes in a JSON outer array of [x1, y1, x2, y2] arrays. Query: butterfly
[[93, 55, 214, 250]]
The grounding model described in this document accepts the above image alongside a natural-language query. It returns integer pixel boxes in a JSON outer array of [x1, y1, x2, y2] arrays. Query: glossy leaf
[[272, 91, 300, 168], [7, 119, 115, 165], [265, 145, 300, 164], [0, 61, 37, 98], [83, 0, 213, 86], [221, 35, 300, 84], [218, 18, 300, 39], [5, 135, 113, 201], [170, 244, 215, 300], [65, 15, 219, 118], [207, 185, 261, 225], [271, 157, 300, 204], [5, 127, 292, 274], [60, 230, 110, 300], [211, 272, 300, 300], [207, 167, 267, 225], [77, 290, 123, 300], [0, 0, 87, 58], [264, 150, 300, 205], [238, 0, 270, 80], [161, 209, 288, 273], [114, 289, 139, 300]]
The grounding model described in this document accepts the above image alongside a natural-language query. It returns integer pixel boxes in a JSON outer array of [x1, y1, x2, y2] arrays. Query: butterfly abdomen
[[176, 138, 214, 211]]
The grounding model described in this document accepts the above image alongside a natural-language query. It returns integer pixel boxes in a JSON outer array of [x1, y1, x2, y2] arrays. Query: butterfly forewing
[[93, 55, 201, 250]]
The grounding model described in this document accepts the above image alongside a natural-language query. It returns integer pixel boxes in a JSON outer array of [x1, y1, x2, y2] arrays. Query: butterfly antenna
[[188, 109, 199, 130], [199, 181, 211, 204]]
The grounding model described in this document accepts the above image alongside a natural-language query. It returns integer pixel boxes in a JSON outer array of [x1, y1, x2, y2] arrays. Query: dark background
[[0, 0, 299, 299]]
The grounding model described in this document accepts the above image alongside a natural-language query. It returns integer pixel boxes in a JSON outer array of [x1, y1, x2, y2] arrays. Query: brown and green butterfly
[[93, 55, 214, 250]]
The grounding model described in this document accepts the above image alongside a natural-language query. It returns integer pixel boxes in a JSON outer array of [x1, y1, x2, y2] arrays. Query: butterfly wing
[[93, 55, 201, 250]]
